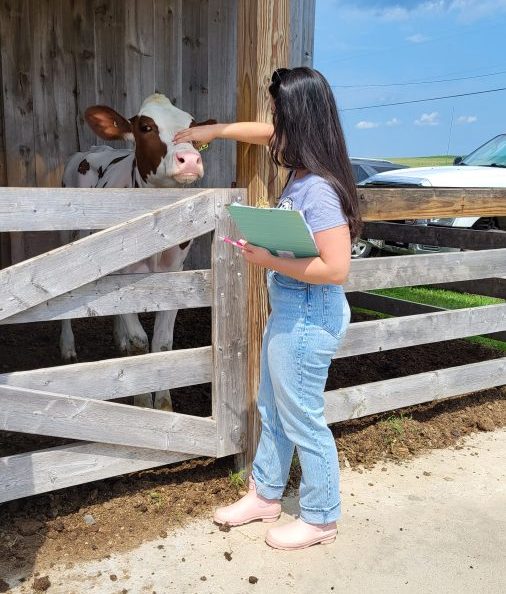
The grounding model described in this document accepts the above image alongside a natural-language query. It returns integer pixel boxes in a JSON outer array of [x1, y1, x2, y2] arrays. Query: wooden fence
[[0, 186, 505, 503]]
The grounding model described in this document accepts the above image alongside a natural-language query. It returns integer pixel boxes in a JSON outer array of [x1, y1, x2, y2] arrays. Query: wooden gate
[[0, 185, 505, 502], [0, 187, 248, 502]]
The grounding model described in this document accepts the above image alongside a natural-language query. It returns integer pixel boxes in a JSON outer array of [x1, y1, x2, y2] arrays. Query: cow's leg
[[58, 230, 89, 363], [60, 319, 77, 363], [152, 309, 178, 411], [114, 314, 149, 355], [113, 314, 152, 408]]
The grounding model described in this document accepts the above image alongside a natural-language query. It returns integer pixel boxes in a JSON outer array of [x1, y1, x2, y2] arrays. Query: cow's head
[[85, 94, 215, 186]]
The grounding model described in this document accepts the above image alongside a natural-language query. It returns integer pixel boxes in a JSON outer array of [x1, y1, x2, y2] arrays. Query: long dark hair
[[268, 67, 363, 244]]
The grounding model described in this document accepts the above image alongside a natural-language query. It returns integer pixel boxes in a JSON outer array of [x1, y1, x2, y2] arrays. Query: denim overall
[[251, 269, 351, 524]]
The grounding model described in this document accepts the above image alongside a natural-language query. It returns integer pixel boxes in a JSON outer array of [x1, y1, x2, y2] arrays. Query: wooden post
[[236, 0, 290, 472]]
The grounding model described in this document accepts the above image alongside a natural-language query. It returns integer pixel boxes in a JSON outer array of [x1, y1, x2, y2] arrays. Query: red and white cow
[[61, 93, 213, 410]]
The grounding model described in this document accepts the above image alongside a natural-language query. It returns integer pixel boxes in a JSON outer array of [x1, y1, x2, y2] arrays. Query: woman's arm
[[241, 224, 352, 285], [174, 122, 274, 146]]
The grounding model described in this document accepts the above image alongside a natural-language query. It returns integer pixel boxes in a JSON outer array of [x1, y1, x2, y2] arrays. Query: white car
[[354, 134, 506, 257]]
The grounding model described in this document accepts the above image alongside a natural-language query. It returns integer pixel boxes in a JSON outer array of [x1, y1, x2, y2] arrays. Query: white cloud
[[414, 112, 440, 126], [386, 117, 401, 126], [406, 33, 429, 43], [356, 120, 380, 129], [339, 1, 506, 23], [457, 115, 477, 124]]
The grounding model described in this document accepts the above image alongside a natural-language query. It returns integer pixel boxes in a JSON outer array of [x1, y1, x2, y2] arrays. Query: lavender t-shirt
[[276, 172, 348, 233]]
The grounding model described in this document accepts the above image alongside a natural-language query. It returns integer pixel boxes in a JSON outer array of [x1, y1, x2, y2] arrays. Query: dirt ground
[[0, 307, 505, 583]]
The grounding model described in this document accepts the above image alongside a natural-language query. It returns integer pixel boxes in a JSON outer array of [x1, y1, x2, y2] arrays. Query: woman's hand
[[240, 242, 273, 267], [174, 124, 223, 146]]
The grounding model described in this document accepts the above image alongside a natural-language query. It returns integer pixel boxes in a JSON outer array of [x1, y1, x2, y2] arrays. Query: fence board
[[0, 187, 207, 231], [0, 385, 216, 456], [333, 303, 506, 358], [359, 187, 506, 220], [0, 189, 215, 321], [0, 346, 211, 398], [344, 248, 506, 292], [324, 357, 506, 424], [0, 441, 197, 503], [362, 222, 506, 250], [1, 270, 211, 324], [212, 189, 248, 457]]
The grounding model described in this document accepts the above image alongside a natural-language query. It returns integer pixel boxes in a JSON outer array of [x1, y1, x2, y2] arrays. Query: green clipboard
[[226, 202, 319, 258]]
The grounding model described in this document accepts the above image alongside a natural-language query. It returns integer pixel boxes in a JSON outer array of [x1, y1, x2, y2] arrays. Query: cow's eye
[[140, 124, 152, 133]]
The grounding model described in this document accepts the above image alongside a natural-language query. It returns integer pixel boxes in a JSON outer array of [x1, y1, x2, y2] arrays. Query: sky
[[313, 0, 506, 158]]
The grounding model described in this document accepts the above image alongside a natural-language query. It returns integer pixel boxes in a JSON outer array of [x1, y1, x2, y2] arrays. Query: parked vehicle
[[349, 158, 408, 257], [350, 157, 408, 184], [354, 134, 506, 258]]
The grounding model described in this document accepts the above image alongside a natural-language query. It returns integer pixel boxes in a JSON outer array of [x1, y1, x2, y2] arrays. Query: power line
[[340, 86, 506, 111], [331, 69, 506, 89]]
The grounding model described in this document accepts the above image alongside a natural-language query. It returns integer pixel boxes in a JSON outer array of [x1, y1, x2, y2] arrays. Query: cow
[[60, 93, 214, 411]]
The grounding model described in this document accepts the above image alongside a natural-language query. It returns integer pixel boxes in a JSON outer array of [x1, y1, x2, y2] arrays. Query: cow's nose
[[175, 152, 202, 167]]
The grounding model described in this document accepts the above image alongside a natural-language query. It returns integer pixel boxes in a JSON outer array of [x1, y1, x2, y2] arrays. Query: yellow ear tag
[[256, 196, 270, 208], [197, 143, 209, 152]]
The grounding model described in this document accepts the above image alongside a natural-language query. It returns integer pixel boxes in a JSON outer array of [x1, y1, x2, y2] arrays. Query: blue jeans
[[252, 269, 351, 524]]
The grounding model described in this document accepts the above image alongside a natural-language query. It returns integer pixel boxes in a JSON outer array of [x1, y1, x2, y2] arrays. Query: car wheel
[[351, 239, 375, 259]]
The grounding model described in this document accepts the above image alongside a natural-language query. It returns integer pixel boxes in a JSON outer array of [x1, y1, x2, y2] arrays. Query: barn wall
[[0, 0, 315, 269]]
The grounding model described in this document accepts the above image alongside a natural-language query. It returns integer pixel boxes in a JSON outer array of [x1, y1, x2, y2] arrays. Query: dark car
[[350, 158, 409, 258]]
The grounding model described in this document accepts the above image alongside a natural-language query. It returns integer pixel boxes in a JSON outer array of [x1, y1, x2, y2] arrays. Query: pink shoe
[[213, 476, 281, 527], [265, 517, 337, 550]]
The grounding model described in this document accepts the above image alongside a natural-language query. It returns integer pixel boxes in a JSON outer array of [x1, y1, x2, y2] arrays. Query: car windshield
[[461, 134, 506, 167]]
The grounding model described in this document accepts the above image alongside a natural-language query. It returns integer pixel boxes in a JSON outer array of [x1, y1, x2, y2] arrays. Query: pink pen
[[219, 236, 246, 248]]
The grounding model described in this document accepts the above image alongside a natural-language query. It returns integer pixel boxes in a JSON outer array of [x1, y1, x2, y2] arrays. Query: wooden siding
[[0, 0, 315, 269]]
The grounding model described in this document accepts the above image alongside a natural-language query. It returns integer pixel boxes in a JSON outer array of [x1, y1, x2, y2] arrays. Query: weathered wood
[[428, 277, 506, 300], [212, 189, 248, 457], [362, 221, 506, 250], [289, 0, 315, 67], [0, 0, 36, 188], [124, 0, 155, 118], [0, 385, 217, 456], [0, 32, 6, 189], [324, 357, 506, 424], [31, 0, 77, 188], [0, 187, 206, 231], [344, 248, 506, 292], [0, 189, 215, 321], [181, 0, 210, 271], [69, 0, 97, 150], [359, 187, 506, 220], [0, 346, 212, 398], [154, 0, 182, 105], [183, 0, 238, 271], [1, 270, 211, 324], [237, 0, 290, 472], [94, 0, 127, 148], [0, 441, 198, 503], [332, 302, 506, 357]]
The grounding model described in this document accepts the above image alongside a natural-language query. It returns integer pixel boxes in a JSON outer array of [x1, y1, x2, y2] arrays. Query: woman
[[175, 67, 362, 550]]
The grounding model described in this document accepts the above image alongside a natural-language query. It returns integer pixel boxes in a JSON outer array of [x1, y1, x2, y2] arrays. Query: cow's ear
[[85, 106, 133, 140], [189, 119, 217, 150], [189, 119, 218, 128]]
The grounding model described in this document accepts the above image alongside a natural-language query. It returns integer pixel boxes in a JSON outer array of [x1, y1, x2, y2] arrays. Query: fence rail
[[0, 185, 505, 503]]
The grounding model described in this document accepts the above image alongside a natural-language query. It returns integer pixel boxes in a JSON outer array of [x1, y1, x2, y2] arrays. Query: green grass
[[228, 469, 247, 490], [381, 412, 412, 446], [370, 285, 504, 310], [352, 285, 506, 353], [385, 155, 456, 167]]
